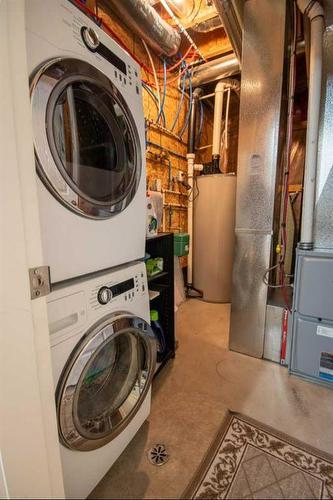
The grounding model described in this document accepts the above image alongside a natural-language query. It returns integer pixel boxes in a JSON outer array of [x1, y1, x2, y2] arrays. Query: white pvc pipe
[[212, 81, 225, 158], [297, 0, 324, 250], [187, 153, 195, 285]]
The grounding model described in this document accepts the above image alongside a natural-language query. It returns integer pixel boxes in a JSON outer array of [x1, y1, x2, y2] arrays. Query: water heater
[[193, 174, 236, 303]]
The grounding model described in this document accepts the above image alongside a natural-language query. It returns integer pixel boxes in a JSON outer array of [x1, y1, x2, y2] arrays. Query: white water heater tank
[[193, 174, 236, 303]]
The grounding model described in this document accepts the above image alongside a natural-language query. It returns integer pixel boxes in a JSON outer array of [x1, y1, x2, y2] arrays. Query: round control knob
[[81, 26, 100, 51], [97, 287, 112, 305]]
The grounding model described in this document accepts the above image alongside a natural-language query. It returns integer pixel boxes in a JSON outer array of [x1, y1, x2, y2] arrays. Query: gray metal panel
[[314, 22, 333, 249], [295, 253, 333, 321], [229, 232, 272, 358], [235, 0, 286, 232], [290, 313, 333, 382]]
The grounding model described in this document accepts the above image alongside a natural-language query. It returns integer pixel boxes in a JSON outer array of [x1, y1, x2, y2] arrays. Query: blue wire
[[170, 62, 187, 132], [179, 71, 192, 138], [197, 100, 204, 147], [156, 59, 167, 126], [142, 82, 166, 127]]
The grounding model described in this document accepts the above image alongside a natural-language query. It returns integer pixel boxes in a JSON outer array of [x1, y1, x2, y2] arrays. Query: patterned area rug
[[183, 412, 333, 499]]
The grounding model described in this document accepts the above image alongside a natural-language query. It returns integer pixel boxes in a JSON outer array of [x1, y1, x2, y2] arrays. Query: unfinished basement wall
[[84, 1, 238, 226], [85, 0, 216, 236]]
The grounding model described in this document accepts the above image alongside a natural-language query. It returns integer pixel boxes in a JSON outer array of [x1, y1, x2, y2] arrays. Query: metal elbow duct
[[103, 0, 181, 57], [190, 53, 240, 88], [213, 0, 243, 64]]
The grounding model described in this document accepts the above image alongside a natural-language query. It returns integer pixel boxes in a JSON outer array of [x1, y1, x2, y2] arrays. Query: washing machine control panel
[[94, 273, 145, 308], [97, 278, 134, 305]]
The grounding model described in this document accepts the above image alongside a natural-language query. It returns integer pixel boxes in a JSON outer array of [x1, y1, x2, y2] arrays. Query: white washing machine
[[47, 260, 156, 499], [25, 0, 146, 284]]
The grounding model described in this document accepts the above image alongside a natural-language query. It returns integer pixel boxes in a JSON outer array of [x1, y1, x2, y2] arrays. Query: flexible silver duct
[[189, 53, 240, 87], [101, 0, 181, 56], [213, 0, 243, 64]]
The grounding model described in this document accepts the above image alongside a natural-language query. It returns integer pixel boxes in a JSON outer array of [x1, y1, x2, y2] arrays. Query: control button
[[136, 85, 139, 95], [124, 78, 126, 85], [135, 69, 138, 77], [81, 26, 100, 51], [97, 286, 112, 305], [119, 74, 122, 82], [114, 70, 118, 78], [142, 284, 145, 291]]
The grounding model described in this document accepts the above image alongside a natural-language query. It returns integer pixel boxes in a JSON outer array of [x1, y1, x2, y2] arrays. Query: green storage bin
[[174, 233, 190, 257]]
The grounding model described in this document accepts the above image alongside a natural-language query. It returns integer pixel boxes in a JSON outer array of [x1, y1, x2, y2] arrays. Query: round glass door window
[[30, 58, 141, 219], [56, 314, 156, 451]]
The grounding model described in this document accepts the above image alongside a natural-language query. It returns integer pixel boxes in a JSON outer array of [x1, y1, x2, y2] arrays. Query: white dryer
[[47, 261, 156, 499], [25, 0, 146, 284]]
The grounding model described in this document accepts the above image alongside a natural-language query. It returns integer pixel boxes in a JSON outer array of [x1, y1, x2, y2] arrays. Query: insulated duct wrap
[[102, 0, 181, 56]]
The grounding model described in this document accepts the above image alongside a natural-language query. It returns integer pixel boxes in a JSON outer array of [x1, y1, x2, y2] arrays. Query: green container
[[174, 233, 190, 257]]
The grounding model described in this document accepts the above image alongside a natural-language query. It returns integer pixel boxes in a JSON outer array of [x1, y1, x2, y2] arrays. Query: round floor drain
[[148, 444, 169, 466]]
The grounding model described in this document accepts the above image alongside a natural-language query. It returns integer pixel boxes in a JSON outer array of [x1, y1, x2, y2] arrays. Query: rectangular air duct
[[229, 0, 288, 358]]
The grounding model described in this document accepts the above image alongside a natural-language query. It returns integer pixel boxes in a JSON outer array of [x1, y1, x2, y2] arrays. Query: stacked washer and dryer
[[25, 1, 156, 498]]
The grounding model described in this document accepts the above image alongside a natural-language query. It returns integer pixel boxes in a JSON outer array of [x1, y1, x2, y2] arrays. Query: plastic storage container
[[174, 233, 189, 257], [150, 310, 167, 362]]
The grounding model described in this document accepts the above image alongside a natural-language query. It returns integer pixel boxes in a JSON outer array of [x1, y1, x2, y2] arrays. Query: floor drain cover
[[148, 444, 169, 466]]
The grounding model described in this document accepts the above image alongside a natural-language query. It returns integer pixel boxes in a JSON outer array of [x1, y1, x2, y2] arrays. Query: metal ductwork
[[229, 0, 288, 359], [101, 0, 181, 57], [213, 0, 243, 64], [297, 0, 325, 250], [189, 53, 240, 88]]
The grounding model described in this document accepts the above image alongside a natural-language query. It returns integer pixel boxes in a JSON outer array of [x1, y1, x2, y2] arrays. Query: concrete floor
[[90, 300, 333, 499]]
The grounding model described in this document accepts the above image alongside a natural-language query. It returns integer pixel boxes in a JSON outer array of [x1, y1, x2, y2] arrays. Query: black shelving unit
[[146, 233, 175, 376]]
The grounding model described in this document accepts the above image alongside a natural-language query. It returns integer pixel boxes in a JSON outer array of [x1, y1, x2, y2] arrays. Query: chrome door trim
[[56, 312, 156, 451], [30, 57, 142, 219]]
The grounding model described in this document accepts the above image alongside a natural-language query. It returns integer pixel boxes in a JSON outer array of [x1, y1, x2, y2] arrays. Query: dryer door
[[56, 313, 156, 451], [30, 58, 141, 219]]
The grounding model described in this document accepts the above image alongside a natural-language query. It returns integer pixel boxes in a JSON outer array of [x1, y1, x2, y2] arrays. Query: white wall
[[0, 0, 64, 497]]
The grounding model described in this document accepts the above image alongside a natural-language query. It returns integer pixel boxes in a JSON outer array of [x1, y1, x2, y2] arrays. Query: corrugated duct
[[100, 0, 181, 56]]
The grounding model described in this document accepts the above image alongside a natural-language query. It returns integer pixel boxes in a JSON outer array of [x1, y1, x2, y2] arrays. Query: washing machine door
[[30, 58, 141, 219], [56, 313, 156, 451]]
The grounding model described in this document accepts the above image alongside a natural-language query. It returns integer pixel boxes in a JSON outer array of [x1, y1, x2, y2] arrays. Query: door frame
[[0, 1, 65, 497]]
